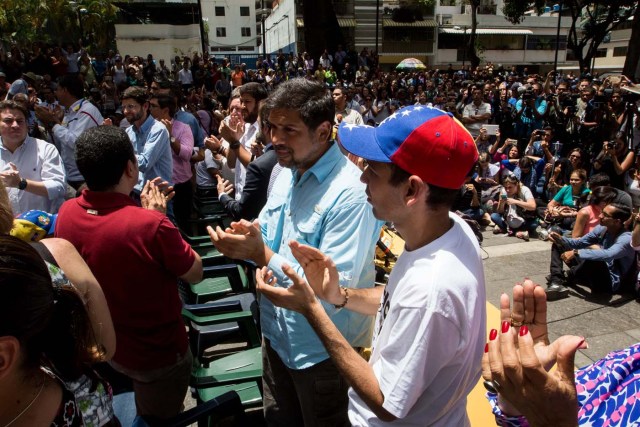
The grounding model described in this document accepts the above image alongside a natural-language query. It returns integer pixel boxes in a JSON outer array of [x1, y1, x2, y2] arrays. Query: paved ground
[[481, 228, 640, 368]]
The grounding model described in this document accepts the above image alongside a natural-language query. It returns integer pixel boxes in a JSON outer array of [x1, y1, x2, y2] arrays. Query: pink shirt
[[581, 205, 602, 236], [171, 119, 194, 184]]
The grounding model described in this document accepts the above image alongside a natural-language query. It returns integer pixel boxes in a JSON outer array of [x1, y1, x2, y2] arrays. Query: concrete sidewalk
[[481, 229, 640, 368]]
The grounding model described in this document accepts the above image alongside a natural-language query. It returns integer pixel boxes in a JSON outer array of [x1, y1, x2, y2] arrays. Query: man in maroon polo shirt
[[55, 126, 203, 420]]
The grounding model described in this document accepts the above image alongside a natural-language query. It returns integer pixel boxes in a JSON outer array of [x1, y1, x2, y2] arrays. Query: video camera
[[522, 90, 535, 101]]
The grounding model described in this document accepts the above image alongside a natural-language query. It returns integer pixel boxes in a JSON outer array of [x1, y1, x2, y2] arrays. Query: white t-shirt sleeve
[[376, 308, 461, 418], [520, 185, 534, 201]]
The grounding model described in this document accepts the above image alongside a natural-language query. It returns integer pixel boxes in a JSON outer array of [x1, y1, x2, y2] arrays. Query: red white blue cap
[[337, 105, 478, 189]]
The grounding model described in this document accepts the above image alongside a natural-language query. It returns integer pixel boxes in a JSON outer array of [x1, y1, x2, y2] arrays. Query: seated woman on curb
[[543, 168, 590, 233], [482, 280, 639, 427], [491, 175, 537, 241]]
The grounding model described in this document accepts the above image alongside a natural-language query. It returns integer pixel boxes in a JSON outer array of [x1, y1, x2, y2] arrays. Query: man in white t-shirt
[[462, 87, 492, 138], [256, 105, 486, 426]]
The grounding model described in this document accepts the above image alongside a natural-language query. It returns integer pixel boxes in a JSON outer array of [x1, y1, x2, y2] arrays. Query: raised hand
[[255, 264, 319, 316], [288, 241, 342, 305]]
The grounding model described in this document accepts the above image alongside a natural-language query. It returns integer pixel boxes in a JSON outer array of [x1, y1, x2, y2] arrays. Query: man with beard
[[121, 86, 172, 197], [217, 83, 268, 201], [208, 79, 382, 426]]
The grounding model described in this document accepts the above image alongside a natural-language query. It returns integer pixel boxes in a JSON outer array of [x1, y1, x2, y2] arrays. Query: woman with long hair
[[0, 182, 116, 426], [491, 175, 537, 241], [0, 236, 115, 426]]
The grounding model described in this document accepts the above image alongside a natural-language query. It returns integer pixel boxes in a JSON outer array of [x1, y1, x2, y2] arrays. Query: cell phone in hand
[[484, 124, 499, 136]]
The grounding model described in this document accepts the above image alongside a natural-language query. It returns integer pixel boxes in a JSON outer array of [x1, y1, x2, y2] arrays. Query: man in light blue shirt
[[121, 86, 172, 194], [209, 78, 382, 426]]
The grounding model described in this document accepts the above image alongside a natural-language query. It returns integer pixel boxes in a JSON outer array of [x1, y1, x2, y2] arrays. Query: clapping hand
[[216, 175, 234, 197], [140, 179, 170, 214], [481, 280, 586, 427]]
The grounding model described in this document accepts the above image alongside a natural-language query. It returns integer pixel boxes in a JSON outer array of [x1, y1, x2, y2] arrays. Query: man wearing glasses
[[545, 202, 636, 300]]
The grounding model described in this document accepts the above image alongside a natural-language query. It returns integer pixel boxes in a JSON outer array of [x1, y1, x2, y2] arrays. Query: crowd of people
[[0, 40, 640, 427]]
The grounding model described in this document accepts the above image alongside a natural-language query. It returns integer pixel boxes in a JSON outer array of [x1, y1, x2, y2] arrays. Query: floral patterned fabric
[[487, 343, 640, 426], [46, 261, 116, 427], [50, 374, 83, 427]]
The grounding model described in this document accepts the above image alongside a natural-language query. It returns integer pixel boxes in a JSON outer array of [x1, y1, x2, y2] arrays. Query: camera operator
[[609, 89, 627, 128], [525, 127, 560, 163], [515, 83, 548, 147], [546, 81, 578, 147], [578, 87, 606, 155], [495, 83, 516, 139], [592, 132, 635, 190]]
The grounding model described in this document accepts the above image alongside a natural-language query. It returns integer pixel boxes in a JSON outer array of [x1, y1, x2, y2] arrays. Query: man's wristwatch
[[229, 141, 241, 150], [573, 249, 579, 258], [18, 178, 27, 190]]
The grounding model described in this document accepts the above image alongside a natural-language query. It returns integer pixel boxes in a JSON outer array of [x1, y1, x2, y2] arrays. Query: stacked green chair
[[182, 296, 263, 410]]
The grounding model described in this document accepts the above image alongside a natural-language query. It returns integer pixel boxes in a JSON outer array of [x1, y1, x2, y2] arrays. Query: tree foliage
[[502, 0, 636, 71], [0, 0, 118, 51]]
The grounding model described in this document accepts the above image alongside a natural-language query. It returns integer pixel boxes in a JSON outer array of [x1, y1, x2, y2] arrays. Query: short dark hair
[[0, 100, 28, 121], [238, 82, 268, 103], [75, 126, 136, 191], [608, 202, 631, 222], [589, 173, 611, 189], [122, 86, 148, 105], [150, 93, 176, 117], [589, 186, 616, 206], [57, 74, 85, 99], [265, 78, 334, 132], [388, 163, 459, 208]]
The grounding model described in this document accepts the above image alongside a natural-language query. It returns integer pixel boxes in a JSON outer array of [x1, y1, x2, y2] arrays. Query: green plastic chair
[[182, 301, 263, 409]]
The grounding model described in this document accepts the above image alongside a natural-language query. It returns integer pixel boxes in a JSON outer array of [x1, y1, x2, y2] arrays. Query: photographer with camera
[[514, 83, 548, 148], [546, 81, 579, 149], [577, 87, 608, 158], [524, 127, 560, 163], [592, 132, 635, 190]]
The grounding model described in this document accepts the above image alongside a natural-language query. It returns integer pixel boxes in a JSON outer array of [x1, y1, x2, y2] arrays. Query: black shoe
[[546, 282, 570, 301]]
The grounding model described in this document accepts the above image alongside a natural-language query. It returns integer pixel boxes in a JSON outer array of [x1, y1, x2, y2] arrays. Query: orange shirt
[[231, 71, 244, 87]]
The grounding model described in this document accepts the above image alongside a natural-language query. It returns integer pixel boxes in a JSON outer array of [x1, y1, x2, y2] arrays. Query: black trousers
[[549, 242, 612, 290], [173, 180, 193, 232]]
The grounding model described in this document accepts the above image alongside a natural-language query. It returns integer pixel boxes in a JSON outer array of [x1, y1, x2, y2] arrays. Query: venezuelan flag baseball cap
[[10, 210, 57, 242], [337, 105, 478, 189]]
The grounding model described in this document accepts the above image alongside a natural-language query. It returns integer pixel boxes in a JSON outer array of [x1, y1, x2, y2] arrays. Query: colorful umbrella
[[396, 58, 426, 71]]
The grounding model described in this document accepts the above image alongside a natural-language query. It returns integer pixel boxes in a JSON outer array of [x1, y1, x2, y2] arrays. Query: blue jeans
[[461, 208, 484, 222]]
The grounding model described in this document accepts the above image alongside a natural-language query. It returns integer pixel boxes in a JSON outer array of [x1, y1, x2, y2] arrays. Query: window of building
[[438, 33, 525, 50], [613, 46, 628, 57], [595, 48, 608, 58], [215, 6, 225, 16], [241, 27, 251, 37], [478, 34, 525, 50], [240, 6, 250, 16], [216, 27, 226, 37], [526, 35, 567, 50]]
